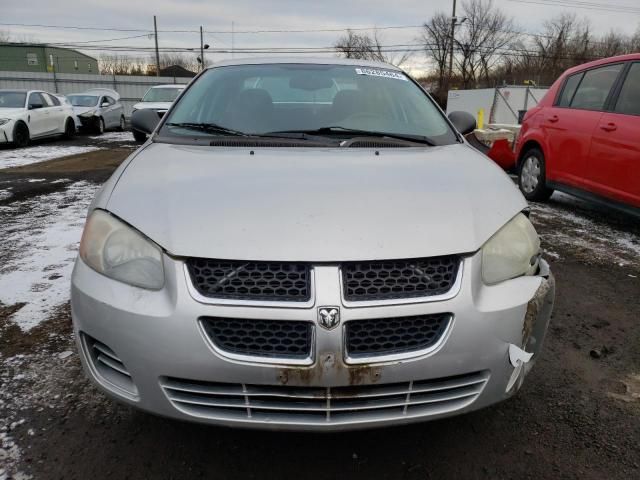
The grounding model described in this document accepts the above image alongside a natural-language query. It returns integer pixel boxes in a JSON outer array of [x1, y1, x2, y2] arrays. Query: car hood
[[133, 102, 172, 111], [105, 142, 527, 261], [72, 106, 97, 115], [0, 108, 25, 118]]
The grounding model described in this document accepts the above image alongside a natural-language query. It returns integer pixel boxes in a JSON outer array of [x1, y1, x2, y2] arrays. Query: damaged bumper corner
[[507, 259, 556, 392]]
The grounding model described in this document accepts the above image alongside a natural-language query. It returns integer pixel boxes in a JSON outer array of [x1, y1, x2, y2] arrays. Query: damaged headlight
[[79, 210, 164, 290], [79, 109, 97, 117], [0, 118, 11, 126], [481, 213, 540, 284]]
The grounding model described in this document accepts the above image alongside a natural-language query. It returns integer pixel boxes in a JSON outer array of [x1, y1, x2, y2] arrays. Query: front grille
[[342, 256, 460, 302], [346, 313, 451, 358], [186, 259, 311, 302], [161, 371, 489, 426], [201, 317, 312, 359], [83, 334, 137, 396]]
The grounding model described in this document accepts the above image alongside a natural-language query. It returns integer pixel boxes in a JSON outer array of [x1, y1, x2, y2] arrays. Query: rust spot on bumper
[[277, 351, 382, 386]]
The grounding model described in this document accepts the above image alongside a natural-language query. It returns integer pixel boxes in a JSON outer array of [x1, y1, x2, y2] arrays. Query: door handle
[[547, 115, 559, 123], [600, 123, 617, 132]]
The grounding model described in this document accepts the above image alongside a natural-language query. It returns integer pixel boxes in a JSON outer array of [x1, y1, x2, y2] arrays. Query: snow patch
[[0, 189, 11, 201], [88, 131, 134, 142], [0, 146, 102, 169], [0, 181, 99, 330], [531, 197, 640, 267]]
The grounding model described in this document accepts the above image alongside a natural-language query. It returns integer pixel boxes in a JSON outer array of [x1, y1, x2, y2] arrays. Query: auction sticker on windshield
[[355, 68, 408, 81]]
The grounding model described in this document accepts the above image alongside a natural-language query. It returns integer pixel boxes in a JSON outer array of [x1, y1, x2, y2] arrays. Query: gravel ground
[[0, 137, 638, 480]]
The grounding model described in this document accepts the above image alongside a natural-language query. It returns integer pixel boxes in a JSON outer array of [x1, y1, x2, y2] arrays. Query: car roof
[[563, 53, 640, 77], [207, 56, 402, 71]]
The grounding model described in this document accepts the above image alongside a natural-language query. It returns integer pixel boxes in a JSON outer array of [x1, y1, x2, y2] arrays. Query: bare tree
[[157, 53, 200, 72], [99, 54, 149, 75], [335, 29, 410, 67], [454, 0, 518, 88], [421, 12, 453, 91]]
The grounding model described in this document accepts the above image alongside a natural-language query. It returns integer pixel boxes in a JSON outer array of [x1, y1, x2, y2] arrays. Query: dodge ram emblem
[[318, 307, 340, 330]]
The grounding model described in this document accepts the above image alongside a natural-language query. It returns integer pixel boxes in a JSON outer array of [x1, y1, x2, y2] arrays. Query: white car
[[0, 89, 76, 148], [131, 84, 185, 142]]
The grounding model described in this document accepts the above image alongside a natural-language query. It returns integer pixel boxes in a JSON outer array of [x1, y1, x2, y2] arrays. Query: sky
[[2, 0, 639, 75]]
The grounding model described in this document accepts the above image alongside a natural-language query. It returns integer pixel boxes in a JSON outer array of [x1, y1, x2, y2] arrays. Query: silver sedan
[[71, 58, 555, 431], [67, 88, 125, 134]]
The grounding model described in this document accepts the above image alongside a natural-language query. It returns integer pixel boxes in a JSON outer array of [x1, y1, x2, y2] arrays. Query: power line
[[507, 0, 640, 14], [46, 34, 152, 45], [0, 21, 426, 35], [204, 25, 425, 34]]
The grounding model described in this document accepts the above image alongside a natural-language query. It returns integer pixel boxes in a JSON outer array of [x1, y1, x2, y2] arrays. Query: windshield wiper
[[165, 122, 339, 144], [165, 122, 249, 137], [267, 127, 437, 146]]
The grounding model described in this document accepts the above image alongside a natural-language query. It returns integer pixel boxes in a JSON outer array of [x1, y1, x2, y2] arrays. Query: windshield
[[0, 91, 27, 108], [68, 95, 99, 107], [142, 87, 183, 103], [161, 64, 457, 145]]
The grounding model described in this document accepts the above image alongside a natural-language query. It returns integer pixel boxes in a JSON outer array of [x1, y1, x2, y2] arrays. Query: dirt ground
[[0, 138, 639, 480]]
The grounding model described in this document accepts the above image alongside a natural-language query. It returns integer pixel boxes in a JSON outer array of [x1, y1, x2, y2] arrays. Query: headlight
[[482, 213, 540, 284], [79, 109, 97, 117], [79, 210, 164, 290], [0, 118, 11, 126]]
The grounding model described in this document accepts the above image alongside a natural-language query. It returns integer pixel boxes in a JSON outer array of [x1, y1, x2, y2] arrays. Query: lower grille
[[186, 258, 311, 302], [201, 317, 313, 359], [342, 256, 460, 302], [161, 371, 488, 425], [346, 313, 451, 358], [83, 334, 137, 396]]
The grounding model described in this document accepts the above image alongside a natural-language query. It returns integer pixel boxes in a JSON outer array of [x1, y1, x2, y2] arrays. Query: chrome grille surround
[[184, 263, 315, 309], [341, 256, 461, 303], [160, 371, 489, 426], [201, 317, 313, 360], [345, 313, 452, 360], [186, 258, 312, 302]]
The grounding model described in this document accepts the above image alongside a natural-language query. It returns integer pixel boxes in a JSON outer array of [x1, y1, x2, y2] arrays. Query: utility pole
[[153, 15, 160, 76], [447, 0, 457, 91], [200, 26, 204, 71]]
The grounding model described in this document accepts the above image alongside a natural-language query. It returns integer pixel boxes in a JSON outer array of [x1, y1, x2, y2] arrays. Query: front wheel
[[132, 129, 147, 143], [12, 122, 30, 148], [518, 148, 554, 202], [63, 118, 76, 139], [95, 117, 105, 135]]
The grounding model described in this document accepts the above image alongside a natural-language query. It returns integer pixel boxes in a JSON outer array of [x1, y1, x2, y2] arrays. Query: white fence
[[0, 71, 192, 117], [446, 86, 549, 125]]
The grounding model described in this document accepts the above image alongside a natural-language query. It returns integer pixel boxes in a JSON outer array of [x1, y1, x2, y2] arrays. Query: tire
[[12, 122, 30, 148], [518, 148, 554, 202], [63, 118, 75, 139], [95, 117, 105, 135], [133, 129, 147, 143], [118, 116, 126, 131]]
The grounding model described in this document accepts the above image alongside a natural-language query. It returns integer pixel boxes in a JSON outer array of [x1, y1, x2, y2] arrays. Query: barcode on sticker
[[355, 68, 408, 81]]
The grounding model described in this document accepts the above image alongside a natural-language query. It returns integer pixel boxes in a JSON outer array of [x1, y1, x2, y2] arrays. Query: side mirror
[[448, 111, 477, 136], [101, 101, 110, 107], [131, 109, 160, 135], [29, 103, 43, 110]]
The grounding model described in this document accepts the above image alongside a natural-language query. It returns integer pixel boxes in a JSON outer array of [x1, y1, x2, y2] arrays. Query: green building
[[0, 43, 98, 74]]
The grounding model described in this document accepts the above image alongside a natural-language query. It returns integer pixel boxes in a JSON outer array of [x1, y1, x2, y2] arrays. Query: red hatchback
[[515, 54, 640, 217]]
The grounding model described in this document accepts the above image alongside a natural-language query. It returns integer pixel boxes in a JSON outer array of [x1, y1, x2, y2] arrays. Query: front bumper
[[77, 115, 99, 130], [0, 121, 14, 143], [71, 252, 555, 431]]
